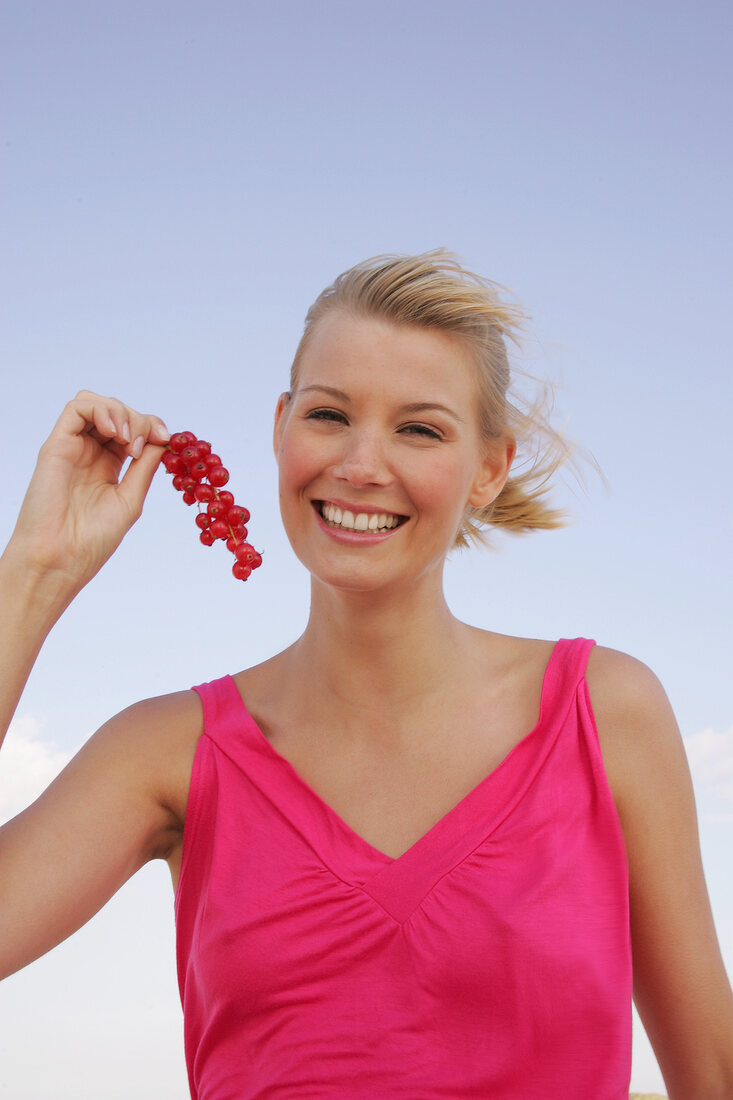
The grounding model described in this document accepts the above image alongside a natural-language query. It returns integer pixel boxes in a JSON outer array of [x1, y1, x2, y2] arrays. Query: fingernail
[[132, 435, 144, 459], [156, 421, 170, 441], [121, 421, 131, 443]]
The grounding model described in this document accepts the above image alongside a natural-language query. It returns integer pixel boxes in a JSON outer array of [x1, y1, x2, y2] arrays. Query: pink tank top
[[175, 638, 631, 1099]]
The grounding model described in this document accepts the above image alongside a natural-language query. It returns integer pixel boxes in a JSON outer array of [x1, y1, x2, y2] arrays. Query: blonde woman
[[1, 253, 731, 1098]]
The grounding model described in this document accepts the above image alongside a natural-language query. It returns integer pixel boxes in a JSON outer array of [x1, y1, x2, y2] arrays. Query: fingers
[[118, 436, 168, 520], [55, 390, 170, 461]]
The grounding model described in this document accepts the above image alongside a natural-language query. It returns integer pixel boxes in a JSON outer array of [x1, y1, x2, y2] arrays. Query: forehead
[[296, 311, 478, 402]]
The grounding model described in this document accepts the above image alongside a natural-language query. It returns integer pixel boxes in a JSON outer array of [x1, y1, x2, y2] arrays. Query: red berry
[[208, 465, 229, 487], [162, 452, 185, 475], [164, 429, 260, 582], [207, 499, 228, 519], [228, 505, 248, 526], [188, 459, 208, 481], [169, 431, 196, 453], [210, 518, 230, 540]]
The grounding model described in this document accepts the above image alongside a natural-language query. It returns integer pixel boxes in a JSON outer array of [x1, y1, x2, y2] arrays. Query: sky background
[[1, 1, 731, 1095]]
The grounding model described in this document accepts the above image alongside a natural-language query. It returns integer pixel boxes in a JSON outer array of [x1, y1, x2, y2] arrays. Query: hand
[[9, 391, 170, 597]]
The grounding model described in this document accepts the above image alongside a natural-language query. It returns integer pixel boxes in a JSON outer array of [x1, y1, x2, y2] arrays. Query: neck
[[289, 573, 470, 713]]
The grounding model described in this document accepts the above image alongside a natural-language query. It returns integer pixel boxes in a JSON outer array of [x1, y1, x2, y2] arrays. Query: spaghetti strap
[[541, 637, 595, 710]]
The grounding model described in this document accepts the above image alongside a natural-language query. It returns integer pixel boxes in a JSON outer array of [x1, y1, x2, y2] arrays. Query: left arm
[[587, 646, 733, 1100]]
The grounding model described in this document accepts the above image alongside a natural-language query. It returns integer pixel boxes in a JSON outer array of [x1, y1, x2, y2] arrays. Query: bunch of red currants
[[161, 431, 262, 581]]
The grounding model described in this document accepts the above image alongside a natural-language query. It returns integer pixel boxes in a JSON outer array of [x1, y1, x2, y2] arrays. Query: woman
[[1, 253, 731, 1098]]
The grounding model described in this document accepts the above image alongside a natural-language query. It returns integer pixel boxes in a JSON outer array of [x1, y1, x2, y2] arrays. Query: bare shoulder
[[92, 687, 204, 830], [584, 644, 686, 819], [466, 628, 557, 678], [585, 643, 673, 719], [231, 646, 301, 731]]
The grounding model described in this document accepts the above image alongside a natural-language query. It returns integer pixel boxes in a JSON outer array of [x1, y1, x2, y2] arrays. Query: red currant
[[169, 431, 195, 453], [162, 452, 185, 475], [161, 430, 261, 581], [209, 518, 230, 540], [188, 459, 208, 481], [208, 465, 229, 487], [228, 505, 248, 527]]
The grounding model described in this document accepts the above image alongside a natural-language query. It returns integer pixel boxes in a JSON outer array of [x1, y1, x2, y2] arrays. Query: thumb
[[117, 443, 166, 521]]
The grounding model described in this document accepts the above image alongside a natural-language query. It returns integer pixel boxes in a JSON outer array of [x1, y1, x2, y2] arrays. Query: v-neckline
[[227, 639, 563, 866]]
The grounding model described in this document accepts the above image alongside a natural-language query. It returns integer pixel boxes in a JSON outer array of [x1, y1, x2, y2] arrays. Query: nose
[[332, 427, 391, 488]]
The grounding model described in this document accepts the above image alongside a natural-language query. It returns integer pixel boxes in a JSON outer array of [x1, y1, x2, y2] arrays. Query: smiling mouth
[[317, 501, 408, 533]]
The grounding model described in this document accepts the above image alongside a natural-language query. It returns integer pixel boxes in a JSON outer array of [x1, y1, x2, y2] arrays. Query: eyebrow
[[297, 385, 465, 424]]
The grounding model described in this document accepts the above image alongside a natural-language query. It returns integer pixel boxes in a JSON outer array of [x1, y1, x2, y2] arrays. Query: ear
[[467, 436, 516, 509], [273, 392, 291, 459]]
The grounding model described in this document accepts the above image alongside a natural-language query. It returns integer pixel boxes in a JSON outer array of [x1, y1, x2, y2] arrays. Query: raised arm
[[0, 392, 200, 980], [0, 390, 169, 739], [587, 646, 733, 1099]]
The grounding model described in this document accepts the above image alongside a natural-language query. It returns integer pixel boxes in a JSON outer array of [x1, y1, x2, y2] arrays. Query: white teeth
[[321, 503, 402, 533]]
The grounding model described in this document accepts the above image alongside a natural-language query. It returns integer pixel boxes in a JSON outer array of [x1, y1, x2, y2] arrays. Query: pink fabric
[[175, 638, 632, 1099]]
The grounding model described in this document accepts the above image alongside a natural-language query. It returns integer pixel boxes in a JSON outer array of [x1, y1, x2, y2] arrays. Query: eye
[[306, 407, 348, 424], [399, 423, 442, 440]]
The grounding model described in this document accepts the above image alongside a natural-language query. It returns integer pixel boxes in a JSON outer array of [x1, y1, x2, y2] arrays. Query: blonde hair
[[291, 250, 573, 548]]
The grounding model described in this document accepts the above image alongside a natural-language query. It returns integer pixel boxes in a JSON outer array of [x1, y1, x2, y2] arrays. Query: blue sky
[[1, 1, 731, 1094]]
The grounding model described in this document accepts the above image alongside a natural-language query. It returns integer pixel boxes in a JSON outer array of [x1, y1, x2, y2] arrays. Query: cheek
[[277, 430, 315, 490], [409, 453, 478, 521], [276, 429, 334, 526]]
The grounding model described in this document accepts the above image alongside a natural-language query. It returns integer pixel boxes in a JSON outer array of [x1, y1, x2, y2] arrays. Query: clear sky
[[1, 1, 731, 1094]]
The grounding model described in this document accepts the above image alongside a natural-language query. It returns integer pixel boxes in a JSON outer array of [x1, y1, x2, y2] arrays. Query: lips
[[318, 501, 407, 533]]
